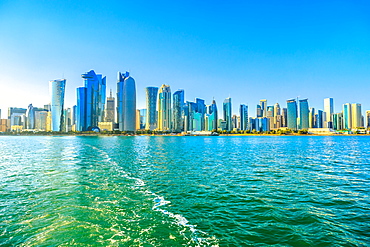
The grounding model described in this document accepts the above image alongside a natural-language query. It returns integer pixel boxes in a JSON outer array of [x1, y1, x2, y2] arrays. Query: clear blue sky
[[0, 0, 369, 117]]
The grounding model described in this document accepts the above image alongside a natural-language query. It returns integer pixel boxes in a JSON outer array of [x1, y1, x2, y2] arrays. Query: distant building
[[26, 104, 35, 130], [351, 103, 362, 128], [240, 104, 248, 130], [145, 87, 159, 130], [343, 103, 352, 129], [105, 89, 115, 123], [260, 99, 267, 117], [157, 84, 171, 131], [117, 71, 136, 131], [77, 70, 106, 131], [299, 99, 309, 129], [223, 98, 232, 131], [50, 79, 66, 131], [366, 110, 370, 128], [286, 99, 297, 130], [324, 98, 334, 128], [173, 89, 185, 132]]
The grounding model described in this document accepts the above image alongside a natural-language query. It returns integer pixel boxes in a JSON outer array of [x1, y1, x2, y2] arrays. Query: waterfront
[[0, 136, 369, 246]]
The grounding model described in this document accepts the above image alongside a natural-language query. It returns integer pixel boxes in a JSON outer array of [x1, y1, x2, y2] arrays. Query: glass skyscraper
[[105, 89, 115, 123], [49, 79, 66, 131], [117, 71, 136, 131], [26, 104, 35, 130], [286, 99, 297, 130], [324, 98, 334, 128], [76, 71, 106, 131], [240, 104, 248, 130], [157, 84, 172, 131], [173, 89, 184, 132], [223, 97, 232, 131], [299, 99, 309, 129], [145, 87, 159, 130], [343, 103, 352, 129]]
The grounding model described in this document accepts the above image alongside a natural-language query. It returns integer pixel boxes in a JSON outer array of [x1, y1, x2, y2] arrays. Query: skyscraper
[[343, 103, 352, 129], [207, 99, 218, 131], [105, 89, 115, 123], [76, 70, 106, 131], [26, 104, 35, 130], [260, 99, 267, 117], [157, 84, 171, 131], [50, 79, 66, 131], [366, 110, 370, 128], [240, 104, 248, 131], [351, 103, 362, 128], [223, 97, 232, 131], [117, 71, 136, 131], [145, 87, 159, 130], [299, 99, 309, 129], [309, 107, 315, 128], [286, 99, 297, 130], [324, 98, 334, 128], [256, 105, 262, 118], [173, 90, 185, 132]]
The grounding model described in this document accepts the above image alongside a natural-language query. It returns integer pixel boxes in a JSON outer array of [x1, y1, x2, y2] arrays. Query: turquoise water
[[0, 136, 369, 246]]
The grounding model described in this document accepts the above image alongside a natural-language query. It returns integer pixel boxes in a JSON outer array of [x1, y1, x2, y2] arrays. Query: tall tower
[[260, 99, 267, 117], [223, 97, 232, 131], [351, 103, 362, 128], [105, 89, 115, 123], [50, 79, 66, 131], [286, 99, 297, 130], [76, 70, 106, 131], [343, 103, 352, 129], [157, 84, 172, 131], [173, 89, 184, 132], [145, 87, 159, 130], [26, 104, 35, 130], [324, 98, 334, 128], [299, 99, 309, 129], [240, 104, 248, 130], [117, 71, 136, 131]]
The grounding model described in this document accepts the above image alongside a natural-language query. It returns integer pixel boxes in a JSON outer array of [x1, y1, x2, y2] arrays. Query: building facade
[[50, 79, 66, 131]]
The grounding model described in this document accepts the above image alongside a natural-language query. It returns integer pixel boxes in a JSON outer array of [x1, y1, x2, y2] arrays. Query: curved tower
[[145, 87, 159, 130], [50, 79, 66, 131], [117, 72, 136, 131], [26, 104, 35, 129]]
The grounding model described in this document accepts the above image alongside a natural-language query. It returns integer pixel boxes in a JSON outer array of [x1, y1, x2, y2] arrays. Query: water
[[0, 136, 369, 246]]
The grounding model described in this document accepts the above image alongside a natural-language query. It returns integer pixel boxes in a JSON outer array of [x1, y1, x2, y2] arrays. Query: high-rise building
[[50, 79, 66, 131], [173, 89, 184, 132], [343, 103, 352, 129], [117, 71, 136, 131], [223, 98, 232, 131], [281, 108, 287, 127], [324, 98, 334, 128], [351, 103, 362, 128], [299, 99, 309, 129], [260, 99, 267, 117], [240, 104, 248, 130], [76, 70, 106, 131], [145, 87, 159, 130], [309, 107, 315, 128], [366, 110, 370, 128], [206, 99, 218, 131], [286, 99, 297, 130], [273, 103, 280, 126], [105, 89, 115, 123], [316, 110, 323, 128], [256, 105, 262, 118], [333, 112, 343, 130], [26, 104, 35, 130], [139, 109, 147, 129], [157, 84, 171, 131]]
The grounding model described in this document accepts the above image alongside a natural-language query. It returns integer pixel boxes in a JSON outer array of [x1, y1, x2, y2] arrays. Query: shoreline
[[1, 133, 370, 137]]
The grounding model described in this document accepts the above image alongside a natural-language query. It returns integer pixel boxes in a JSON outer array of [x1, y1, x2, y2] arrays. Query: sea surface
[[0, 136, 369, 246]]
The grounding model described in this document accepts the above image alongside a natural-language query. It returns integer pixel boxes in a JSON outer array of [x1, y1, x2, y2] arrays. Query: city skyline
[[1, 1, 369, 117]]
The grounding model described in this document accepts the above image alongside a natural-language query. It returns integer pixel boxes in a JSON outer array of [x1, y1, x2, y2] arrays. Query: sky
[[0, 0, 369, 118]]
